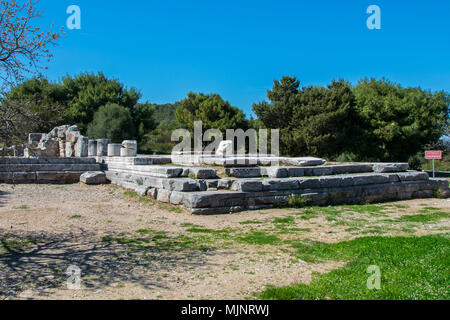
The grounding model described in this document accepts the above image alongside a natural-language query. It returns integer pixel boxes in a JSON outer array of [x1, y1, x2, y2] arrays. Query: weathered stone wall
[[0, 157, 101, 184]]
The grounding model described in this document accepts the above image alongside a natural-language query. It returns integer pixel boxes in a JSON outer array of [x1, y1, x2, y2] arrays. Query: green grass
[[296, 208, 318, 220], [260, 234, 450, 300], [186, 227, 229, 235], [395, 211, 449, 223], [274, 217, 295, 225], [70, 215, 83, 219], [14, 205, 29, 210], [239, 220, 264, 225], [238, 231, 281, 245], [0, 239, 35, 252]]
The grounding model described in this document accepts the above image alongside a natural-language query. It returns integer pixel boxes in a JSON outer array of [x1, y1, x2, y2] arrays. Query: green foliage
[[63, 72, 141, 133], [408, 153, 424, 170], [176, 92, 248, 133], [353, 78, 449, 161], [254, 76, 449, 161], [253, 77, 355, 158], [288, 194, 309, 208], [131, 103, 157, 144], [139, 103, 180, 154], [1, 78, 66, 138], [152, 103, 179, 127], [87, 103, 136, 142], [260, 235, 450, 300]]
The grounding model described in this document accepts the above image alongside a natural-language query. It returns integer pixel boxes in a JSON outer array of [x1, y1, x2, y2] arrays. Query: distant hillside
[[441, 135, 450, 147], [152, 103, 180, 127]]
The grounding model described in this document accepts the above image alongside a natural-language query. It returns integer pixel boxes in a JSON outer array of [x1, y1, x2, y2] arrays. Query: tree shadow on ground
[[0, 229, 216, 299]]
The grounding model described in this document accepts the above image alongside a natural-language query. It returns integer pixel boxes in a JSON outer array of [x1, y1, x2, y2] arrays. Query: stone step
[[105, 163, 217, 179], [0, 157, 97, 165], [0, 171, 86, 184], [171, 155, 327, 167], [0, 163, 102, 172], [105, 171, 230, 192], [225, 164, 410, 178], [96, 156, 172, 166], [180, 178, 448, 214], [230, 172, 430, 192], [226, 164, 374, 178]]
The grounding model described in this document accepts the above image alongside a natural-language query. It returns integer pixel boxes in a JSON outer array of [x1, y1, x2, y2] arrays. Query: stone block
[[372, 163, 409, 173], [312, 167, 334, 176], [37, 139, 60, 157], [88, 140, 98, 157], [225, 168, 261, 178], [65, 142, 74, 158], [189, 168, 217, 179], [107, 144, 122, 157], [281, 157, 326, 167], [156, 189, 171, 203], [319, 176, 345, 188], [183, 192, 246, 209], [263, 179, 299, 191], [135, 186, 149, 196], [80, 171, 107, 185], [287, 167, 305, 177], [396, 172, 429, 181], [170, 191, 185, 205], [297, 178, 321, 189], [120, 148, 137, 157], [206, 180, 219, 189], [330, 164, 373, 175], [217, 179, 231, 190], [164, 179, 199, 192], [121, 140, 137, 157], [97, 139, 111, 156], [75, 136, 89, 157], [67, 130, 81, 144], [264, 167, 288, 178], [59, 141, 66, 157], [36, 171, 82, 184], [231, 180, 263, 192], [198, 180, 208, 191]]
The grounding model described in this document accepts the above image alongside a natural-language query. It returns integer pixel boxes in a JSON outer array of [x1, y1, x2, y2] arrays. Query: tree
[[353, 78, 449, 161], [176, 92, 247, 133], [0, 0, 62, 90], [0, 0, 62, 145], [3, 78, 65, 135], [62, 72, 141, 133], [253, 77, 355, 158], [87, 103, 136, 143], [291, 79, 356, 158], [131, 102, 156, 144]]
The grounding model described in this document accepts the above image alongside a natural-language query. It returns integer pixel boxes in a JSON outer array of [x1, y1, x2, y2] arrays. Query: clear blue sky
[[38, 0, 449, 117]]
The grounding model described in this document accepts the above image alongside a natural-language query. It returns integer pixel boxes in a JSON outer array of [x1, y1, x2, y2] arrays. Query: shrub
[[87, 103, 136, 143]]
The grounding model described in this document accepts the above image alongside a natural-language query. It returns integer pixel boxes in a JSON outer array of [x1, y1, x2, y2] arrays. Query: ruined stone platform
[[1, 153, 449, 214], [99, 156, 450, 214], [0, 157, 102, 184]]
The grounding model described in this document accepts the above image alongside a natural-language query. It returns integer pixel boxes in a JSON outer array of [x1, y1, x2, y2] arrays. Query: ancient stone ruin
[[1, 125, 449, 214]]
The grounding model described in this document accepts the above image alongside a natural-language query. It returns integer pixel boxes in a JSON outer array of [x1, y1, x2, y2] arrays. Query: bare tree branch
[[0, 0, 62, 145]]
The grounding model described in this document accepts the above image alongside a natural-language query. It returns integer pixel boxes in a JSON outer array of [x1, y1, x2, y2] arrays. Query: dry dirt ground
[[0, 183, 448, 300]]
